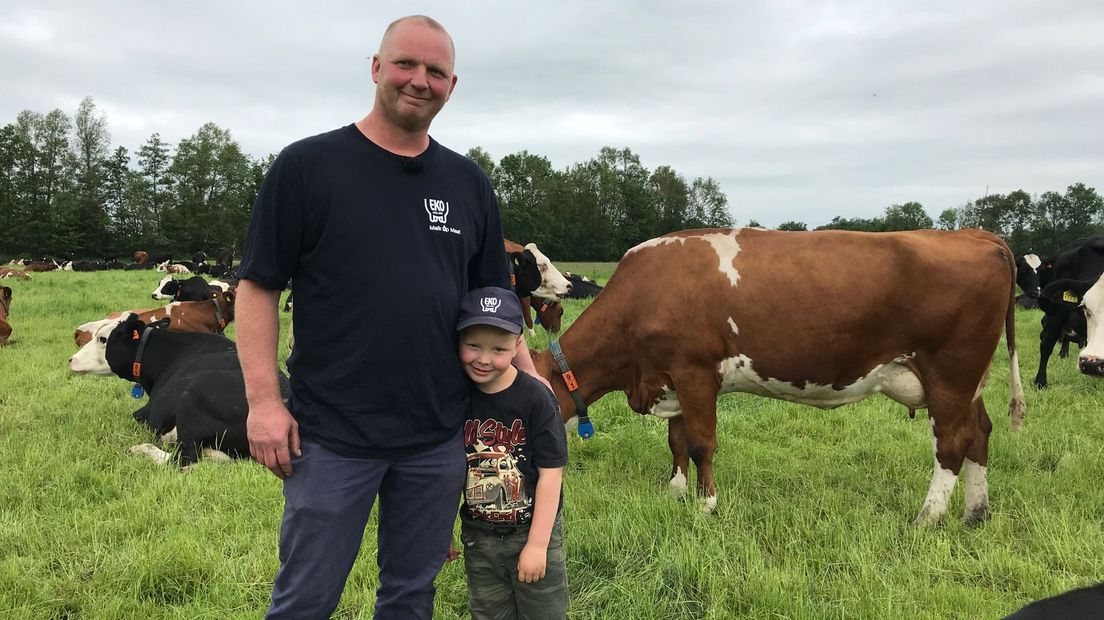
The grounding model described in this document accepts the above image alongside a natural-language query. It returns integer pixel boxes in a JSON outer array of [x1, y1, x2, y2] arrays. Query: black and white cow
[[68, 314, 290, 466], [1015, 253, 1042, 299], [1033, 237, 1104, 387], [1003, 583, 1104, 619], [152, 275, 218, 301], [563, 272, 604, 299], [1041, 272, 1104, 378]]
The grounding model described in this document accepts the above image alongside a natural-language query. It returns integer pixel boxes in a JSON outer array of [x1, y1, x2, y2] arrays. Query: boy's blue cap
[[457, 286, 523, 334]]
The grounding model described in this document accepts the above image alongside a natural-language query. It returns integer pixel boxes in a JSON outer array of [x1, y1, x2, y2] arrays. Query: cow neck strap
[[549, 339, 594, 439], [211, 296, 226, 329], [132, 325, 155, 381]]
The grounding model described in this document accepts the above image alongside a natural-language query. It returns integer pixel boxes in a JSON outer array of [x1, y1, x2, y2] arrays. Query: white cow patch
[[648, 385, 682, 419], [152, 276, 174, 299], [129, 443, 172, 465], [1079, 274, 1104, 363], [716, 353, 926, 410], [727, 317, 739, 335], [627, 229, 743, 287], [915, 418, 959, 525], [69, 315, 131, 374], [962, 458, 989, 521], [668, 467, 688, 498], [701, 495, 717, 513], [1023, 253, 1041, 271], [525, 243, 571, 299]]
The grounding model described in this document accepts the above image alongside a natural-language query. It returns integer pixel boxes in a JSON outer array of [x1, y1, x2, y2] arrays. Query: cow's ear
[[224, 291, 235, 304]]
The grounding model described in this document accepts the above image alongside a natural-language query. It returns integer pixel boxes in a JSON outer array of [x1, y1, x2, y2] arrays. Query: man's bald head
[[380, 15, 455, 64]]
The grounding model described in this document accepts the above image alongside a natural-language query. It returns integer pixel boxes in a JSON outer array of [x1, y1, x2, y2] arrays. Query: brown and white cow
[[0, 286, 12, 345], [0, 267, 31, 280], [73, 290, 236, 349], [534, 228, 1026, 525]]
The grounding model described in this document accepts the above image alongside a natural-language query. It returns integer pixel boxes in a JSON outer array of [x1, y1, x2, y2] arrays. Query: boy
[[454, 286, 569, 619]]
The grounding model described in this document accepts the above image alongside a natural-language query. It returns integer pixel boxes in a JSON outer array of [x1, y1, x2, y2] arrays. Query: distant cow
[[504, 239, 572, 336], [530, 295, 564, 334], [23, 261, 58, 272], [214, 247, 233, 267], [1033, 237, 1104, 387], [1041, 272, 1104, 378], [1015, 253, 1042, 299], [563, 272, 604, 299], [534, 228, 1025, 525], [69, 314, 290, 466], [0, 267, 31, 280], [152, 275, 218, 301], [0, 286, 12, 345], [74, 289, 236, 348]]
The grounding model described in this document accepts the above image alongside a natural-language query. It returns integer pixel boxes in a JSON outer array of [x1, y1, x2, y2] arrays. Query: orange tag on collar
[[562, 370, 579, 391], [132, 362, 141, 378], [219, 319, 226, 328], [132, 330, 140, 340], [510, 273, 516, 286]]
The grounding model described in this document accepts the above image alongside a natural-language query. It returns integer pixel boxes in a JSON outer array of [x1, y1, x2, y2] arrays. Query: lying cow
[[0, 267, 31, 280], [0, 286, 11, 345], [152, 275, 223, 301], [1041, 272, 1104, 378], [69, 314, 290, 466], [563, 272, 604, 299], [534, 228, 1025, 525], [74, 289, 236, 347], [505, 239, 572, 336]]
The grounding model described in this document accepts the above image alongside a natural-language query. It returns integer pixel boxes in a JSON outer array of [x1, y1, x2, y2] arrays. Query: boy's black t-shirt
[[238, 125, 510, 458], [462, 371, 568, 526]]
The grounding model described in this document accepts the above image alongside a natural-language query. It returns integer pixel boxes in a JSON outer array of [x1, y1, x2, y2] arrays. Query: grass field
[[1, 263, 1102, 619]]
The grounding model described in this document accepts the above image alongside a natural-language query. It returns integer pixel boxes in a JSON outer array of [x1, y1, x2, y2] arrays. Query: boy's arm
[[513, 337, 552, 391], [517, 466, 563, 583]]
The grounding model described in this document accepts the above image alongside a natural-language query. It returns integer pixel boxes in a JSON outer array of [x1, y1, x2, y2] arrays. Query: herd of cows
[[3, 230, 1103, 522]]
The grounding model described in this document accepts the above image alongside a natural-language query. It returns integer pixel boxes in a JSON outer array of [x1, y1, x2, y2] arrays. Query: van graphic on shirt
[[464, 450, 531, 519]]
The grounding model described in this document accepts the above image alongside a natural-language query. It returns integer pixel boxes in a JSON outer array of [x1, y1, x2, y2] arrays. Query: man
[[236, 15, 540, 618]]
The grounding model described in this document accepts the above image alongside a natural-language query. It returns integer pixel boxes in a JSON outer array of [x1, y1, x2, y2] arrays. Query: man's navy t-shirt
[[238, 125, 510, 458]]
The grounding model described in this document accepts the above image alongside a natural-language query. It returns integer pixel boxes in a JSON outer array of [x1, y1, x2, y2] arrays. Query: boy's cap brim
[[457, 316, 523, 334]]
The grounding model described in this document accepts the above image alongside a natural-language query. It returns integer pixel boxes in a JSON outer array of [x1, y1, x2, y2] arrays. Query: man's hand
[[247, 399, 301, 479], [517, 543, 547, 583]]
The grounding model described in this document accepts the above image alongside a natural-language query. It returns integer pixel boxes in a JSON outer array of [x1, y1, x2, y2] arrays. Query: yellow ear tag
[[1063, 291, 1079, 303]]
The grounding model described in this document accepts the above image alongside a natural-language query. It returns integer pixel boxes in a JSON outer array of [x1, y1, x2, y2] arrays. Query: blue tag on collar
[[534, 315, 541, 325], [131, 384, 144, 399], [577, 417, 594, 439]]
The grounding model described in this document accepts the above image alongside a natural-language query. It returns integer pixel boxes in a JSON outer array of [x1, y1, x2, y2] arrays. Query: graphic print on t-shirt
[[463, 417, 532, 523]]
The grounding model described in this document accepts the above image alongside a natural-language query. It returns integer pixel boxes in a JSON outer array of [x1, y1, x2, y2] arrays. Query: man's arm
[[517, 467, 562, 583], [237, 278, 300, 478], [513, 337, 551, 391]]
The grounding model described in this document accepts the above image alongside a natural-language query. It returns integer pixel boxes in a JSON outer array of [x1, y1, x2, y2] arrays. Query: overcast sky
[[3, 1, 1102, 227]]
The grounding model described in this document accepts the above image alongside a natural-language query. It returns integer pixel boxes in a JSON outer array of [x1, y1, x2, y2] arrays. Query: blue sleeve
[[468, 172, 510, 290], [237, 148, 304, 290]]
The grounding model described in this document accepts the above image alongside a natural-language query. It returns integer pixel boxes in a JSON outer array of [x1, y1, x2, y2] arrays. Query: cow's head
[[210, 288, 237, 324], [533, 296, 564, 334], [69, 315, 132, 374], [1043, 274, 1104, 377], [152, 276, 179, 300], [1016, 253, 1042, 298], [511, 244, 571, 300]]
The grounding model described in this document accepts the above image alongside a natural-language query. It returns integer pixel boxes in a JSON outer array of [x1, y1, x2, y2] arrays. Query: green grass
[[1, 266, 1102, 619]]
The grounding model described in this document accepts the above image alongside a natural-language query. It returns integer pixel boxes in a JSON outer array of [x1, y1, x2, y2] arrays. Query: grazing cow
[[1032, 237, 1104, 387], [69, 314, 290, 466], [151, 275, 217, 301], [0, 286, 11, 345], [530, 295, 564, 334], [1041, 272, 1104, 378], [533, 228, 1025, 525], [504, 239, 572, 336], [74, 290, 236, 347], [0, 267, 31, 280], [23, 261, 58, 272], [563, 272, 604, 299], [214, 247, 233, 267], [1004, 583, 1104, 619]]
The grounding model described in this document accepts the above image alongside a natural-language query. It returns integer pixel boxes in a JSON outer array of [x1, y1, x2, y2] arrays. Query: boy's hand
[[446, 539, 460, 562], [517, 543, 547, 582]]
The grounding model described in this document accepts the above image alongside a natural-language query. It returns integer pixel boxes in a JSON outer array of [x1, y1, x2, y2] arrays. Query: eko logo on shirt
[[425, 198, 461, 235]]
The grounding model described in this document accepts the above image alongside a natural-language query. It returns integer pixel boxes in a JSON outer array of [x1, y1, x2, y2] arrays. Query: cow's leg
[[1058, 337, 1071, 359], [520, 296, 535, 337], [201, 448, 232, 463], [128, 443, 172, 465], [672, 372, 720, 513], [160, 427, 178, 445], [961, 397, 993, 526], [914, 402, 972, 526], [1036, 309, 1070, 388], [666, 416, 690, 499]]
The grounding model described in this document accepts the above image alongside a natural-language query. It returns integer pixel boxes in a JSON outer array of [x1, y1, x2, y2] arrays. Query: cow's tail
[[1005, 252, 1027, 431]]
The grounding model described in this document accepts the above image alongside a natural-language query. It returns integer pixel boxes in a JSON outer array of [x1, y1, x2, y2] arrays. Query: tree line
[[1, 97, 1100, 262]]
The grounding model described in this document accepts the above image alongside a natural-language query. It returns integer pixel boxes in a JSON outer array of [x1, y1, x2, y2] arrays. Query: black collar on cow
[[129, 325, 156, 397], [549, 339, 594, 439], [211, 297, 227, 329]]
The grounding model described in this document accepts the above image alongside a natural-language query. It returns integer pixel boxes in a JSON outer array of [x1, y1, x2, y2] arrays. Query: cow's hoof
[[962, 504, 990, 528], [700, 495, 717, 514], [911, 507, 945, 527], [667, 471, 689, 499]]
